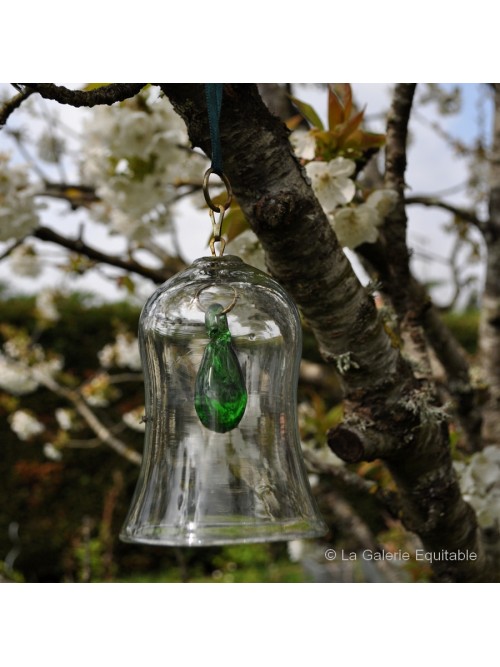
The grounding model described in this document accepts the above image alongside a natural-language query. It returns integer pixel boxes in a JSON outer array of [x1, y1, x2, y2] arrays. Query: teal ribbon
[[205, 83, 224, 175]]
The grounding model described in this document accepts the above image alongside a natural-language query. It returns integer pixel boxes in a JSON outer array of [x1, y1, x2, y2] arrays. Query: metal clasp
[[203, 168, 232, 257], [209, 205, 227, 257]]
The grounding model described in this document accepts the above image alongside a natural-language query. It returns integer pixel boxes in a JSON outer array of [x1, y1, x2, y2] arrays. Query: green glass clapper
[[195, 302, 247, 433]]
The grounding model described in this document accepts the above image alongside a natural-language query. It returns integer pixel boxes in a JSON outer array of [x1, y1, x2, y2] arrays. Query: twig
[[303, 447, 376, 493], [406, 195, 485, 232], [33, 371, 142, 466], [0, 239, 24, 261], [18, 83, 147, 108], [4, 128, 50, 182], [33, 225, 182, 283], [302, 446, 400, 518], [0, 86, 35, 127]]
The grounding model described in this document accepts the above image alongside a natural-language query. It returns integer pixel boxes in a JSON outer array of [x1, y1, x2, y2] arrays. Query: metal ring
[[195, 284, 238, 314], [203, 168, 233, 212]]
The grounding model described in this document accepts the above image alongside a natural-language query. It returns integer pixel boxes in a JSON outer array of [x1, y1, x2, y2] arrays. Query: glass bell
[[120, 255, 327, 546]]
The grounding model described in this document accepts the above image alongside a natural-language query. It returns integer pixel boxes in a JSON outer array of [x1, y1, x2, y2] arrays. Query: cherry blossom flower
[[0, 353, 39, 395], [43, 443, 62, 461], [365, 189, 399, 218], [55, 408, 73, 431], [35, 289, 59, 322], [81, 373, 113, 407], [455, 446, 500, 529], [0, 153, 42, 242], [9, 244, 42, 278], [331, 206, 380, 249], [9, 410, 44, 441], [290, 130, 316, 160], [330, 189, 399, 249], [122, 406, 146, 432], [81, 92, 206, 241], [98, 333, 141, 371], [305, 158, 356, 212]]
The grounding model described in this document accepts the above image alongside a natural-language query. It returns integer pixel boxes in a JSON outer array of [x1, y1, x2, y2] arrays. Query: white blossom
[[225, 230, 267, 273], [455, 446, 500, 529], [0, 335, 63, 395], [81, 93, 206, 241], [290, 130, 316, 160], [0, 153, 42, 242], [98, 333, 141, 371], [122, 406, 146, 432], [308, 474, 320, 488], [331, 205, 380, 249], [9, 410, 44, 441], [30, 356, 63, 384], [35, 289, 59, 322], [0, 352, 39, 395], [329, 189, 398, 250], [9, 243, 43, 278], [43, 443, 62, 461], [81, 373, 112, 407], [305, 158, 356, 212], [55, 408, 73, 431], [365, 189, 398, 218], [287, 540, 305, 563]]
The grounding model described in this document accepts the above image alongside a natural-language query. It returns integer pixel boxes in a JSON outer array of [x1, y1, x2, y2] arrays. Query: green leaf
[[84, 83, 112, 91], [290, 96, 324, 130]]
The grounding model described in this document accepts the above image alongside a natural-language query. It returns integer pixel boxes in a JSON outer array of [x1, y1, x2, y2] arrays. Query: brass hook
[[209, 205, 227, 257], [203, 168, 233, 212]]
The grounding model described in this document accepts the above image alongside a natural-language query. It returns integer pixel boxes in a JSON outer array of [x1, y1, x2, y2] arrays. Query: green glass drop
[[195, 303, 247, 433]]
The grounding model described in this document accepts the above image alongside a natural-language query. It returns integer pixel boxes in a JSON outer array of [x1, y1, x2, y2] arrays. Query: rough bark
[[257, 84, 298, 122], [479, 84, 500, 445], [160, 83, 490, 581]]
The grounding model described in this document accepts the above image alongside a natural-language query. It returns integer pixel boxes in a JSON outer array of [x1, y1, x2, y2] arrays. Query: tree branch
[[67, 391, 142, 465], [422, 297, 483, 451], [354, 125, 483, 449], [406, 195, 485, 231], [159, 83, 491, 581], [32, 226, 183, 283], [17, 83, 147, 108], [383, 83, 417, 316], [479, 84, 500, 445], [0, 86, 35, 127]]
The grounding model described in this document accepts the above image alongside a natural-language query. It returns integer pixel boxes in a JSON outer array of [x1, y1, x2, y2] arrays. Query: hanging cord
[[203, 84, 232, 257], [205, 83, 224, 176]]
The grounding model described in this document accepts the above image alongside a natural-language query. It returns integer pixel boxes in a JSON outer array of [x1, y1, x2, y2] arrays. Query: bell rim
[[119, 517, 327, 547]]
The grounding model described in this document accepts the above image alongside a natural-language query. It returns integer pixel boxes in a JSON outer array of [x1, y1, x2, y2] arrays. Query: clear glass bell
[[120, 255, 327, 546]]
